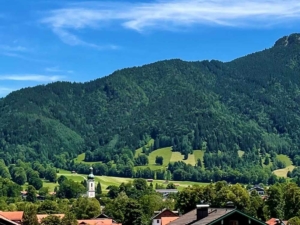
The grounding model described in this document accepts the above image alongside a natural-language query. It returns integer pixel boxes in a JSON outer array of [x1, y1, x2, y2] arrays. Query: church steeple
[[87, 167, 95, 180], [87, 167, 95, 198]]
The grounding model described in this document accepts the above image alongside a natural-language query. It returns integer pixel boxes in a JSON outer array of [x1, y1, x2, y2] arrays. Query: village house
[[0, 211, 23, 224], [155, 189, 178, 198], [167, 204, 268, 225], [151, 208, 179, 225], [0, 211, 121, 225], [249, 185, 265, 196]]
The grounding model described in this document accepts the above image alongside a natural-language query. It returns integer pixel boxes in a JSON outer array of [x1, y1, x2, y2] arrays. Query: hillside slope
[[0, 33, 300, 174]]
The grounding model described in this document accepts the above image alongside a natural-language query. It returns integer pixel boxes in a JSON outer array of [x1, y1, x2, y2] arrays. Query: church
[[86, 167, 96, 198]]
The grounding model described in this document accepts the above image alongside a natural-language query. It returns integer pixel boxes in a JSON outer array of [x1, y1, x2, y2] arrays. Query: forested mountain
[[1, 33, 300, 179]]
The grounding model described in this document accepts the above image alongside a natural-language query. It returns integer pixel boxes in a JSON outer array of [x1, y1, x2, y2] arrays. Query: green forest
[[1, 33, 300, 183]]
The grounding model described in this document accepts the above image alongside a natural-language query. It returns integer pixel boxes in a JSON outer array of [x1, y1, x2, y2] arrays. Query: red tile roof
[[266, 218, 288, 225], [161, 216, 179, 225], [0, 211, 24, 221], [37, 214, 65, 223], [0, 215, 19, 225]]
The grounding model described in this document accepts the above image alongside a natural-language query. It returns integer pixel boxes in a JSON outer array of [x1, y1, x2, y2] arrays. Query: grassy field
[[273, 154, 295, 177], [56, 171, 208, 191], [74, 153, 97, 165], [193, 150, 205, 168], [276, 154, 293, 166], [170, 152, 196, 165], [273, 165, 295, 177], [136, 147, 172, 170], [135, 139, 155, 157]]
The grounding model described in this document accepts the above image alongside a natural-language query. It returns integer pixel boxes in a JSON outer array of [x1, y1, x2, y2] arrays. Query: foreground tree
[[123, 199, 144, 225], [72, 197, 101, 219], [22, 204, 39, 225], [60, 212, 78, 225], [288, 217, 300, 225], [40, 215, 62, 225]]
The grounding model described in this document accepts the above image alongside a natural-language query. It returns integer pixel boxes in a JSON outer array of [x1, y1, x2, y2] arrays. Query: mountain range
[[1, 33, 300, 173]]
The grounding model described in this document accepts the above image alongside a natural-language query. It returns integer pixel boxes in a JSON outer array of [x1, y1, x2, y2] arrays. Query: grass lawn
[[193, 150, 205, 168], [170, 152, 195, 165]]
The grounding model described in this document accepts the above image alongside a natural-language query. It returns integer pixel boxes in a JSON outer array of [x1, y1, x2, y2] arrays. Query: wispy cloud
[[0, 52, 49, 63], [41, 0, 300, 43], [0, 75, 65, 82], [0, 45, 28, 52], [45, 66, 73, 74]]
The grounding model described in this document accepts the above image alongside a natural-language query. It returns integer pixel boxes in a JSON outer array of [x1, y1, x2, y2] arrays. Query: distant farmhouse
[[155, 189, 178, 198], [249, 185, 265, 196]]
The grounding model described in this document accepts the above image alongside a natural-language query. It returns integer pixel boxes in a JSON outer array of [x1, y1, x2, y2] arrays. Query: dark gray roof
[[168, 208, 233, 225], [168, 208, 268, 225]]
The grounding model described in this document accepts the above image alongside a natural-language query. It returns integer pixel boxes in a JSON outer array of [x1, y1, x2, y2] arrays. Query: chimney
[[196, 204, 209, 220]]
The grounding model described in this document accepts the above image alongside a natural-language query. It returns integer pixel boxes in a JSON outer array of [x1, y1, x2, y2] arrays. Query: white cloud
[[41, 0, 300, 41], [0, 75, 65, 82], [45, 67, 74, 74]]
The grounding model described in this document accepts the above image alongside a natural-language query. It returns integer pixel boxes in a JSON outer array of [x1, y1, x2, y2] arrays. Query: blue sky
[[0, 0, 300, 96]]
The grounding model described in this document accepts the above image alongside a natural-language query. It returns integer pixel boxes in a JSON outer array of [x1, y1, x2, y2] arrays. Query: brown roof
[[0, 211, 24, 221], [37, 214, 65, 223], [167, 208, 234, 225]]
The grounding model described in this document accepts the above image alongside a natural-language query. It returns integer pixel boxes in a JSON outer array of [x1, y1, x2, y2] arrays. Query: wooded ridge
[[1, 33, 300, 182]]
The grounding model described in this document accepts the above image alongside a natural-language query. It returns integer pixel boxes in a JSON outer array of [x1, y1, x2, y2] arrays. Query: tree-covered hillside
[[1, 33, 300, 180]]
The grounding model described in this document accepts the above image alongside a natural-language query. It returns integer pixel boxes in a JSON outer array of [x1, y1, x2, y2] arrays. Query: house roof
[[77, 219, 122, 225], [167, 208, 268, 225], [156, 189, 178, 193], [201, 209, 268, 225], [37, 214, 65, 223], [266, 218, 288, 225], [0, 215, 19, 225], [161, 216, 179, 225], [0, 211, 24, 221], [151, 208, 179, 220]]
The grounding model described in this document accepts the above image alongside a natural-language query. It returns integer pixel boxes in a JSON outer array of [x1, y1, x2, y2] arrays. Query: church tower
[[87, 167, 95, 198]]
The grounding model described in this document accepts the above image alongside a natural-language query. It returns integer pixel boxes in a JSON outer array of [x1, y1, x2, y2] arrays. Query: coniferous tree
[[96, 182, 102, 195]]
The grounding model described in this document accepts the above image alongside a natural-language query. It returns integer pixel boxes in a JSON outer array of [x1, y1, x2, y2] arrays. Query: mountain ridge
[[0, 34, 299, 181]]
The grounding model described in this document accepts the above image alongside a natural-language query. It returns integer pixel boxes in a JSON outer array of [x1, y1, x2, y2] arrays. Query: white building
[[87, 167, 95, 198]]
